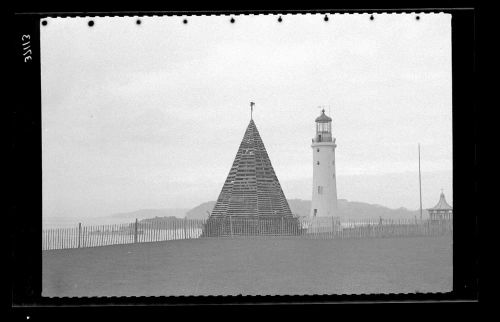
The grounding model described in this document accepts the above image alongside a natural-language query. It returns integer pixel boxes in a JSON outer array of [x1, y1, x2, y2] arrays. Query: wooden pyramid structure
[[203, 119, 300, 236]]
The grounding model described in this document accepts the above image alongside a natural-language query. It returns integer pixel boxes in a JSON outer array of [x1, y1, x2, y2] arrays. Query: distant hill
[[336, 199, 423, 220], [185, 201, 217, 219], [184, 199, 424, 220], [45, 200, 423, 229], [287, 199, 312, 217], [109, 200, 424, 222], [110, 208, 189, 221], [139, 216, 186, 224]]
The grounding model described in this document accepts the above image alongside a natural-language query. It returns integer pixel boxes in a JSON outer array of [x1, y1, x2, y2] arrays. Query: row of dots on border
[[41, 14, 422, 26]]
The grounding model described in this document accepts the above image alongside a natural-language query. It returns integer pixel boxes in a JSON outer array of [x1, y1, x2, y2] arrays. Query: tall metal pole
[[418, 143, 423, 220]]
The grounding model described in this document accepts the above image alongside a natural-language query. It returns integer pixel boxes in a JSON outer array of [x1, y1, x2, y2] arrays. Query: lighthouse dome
[[315, 109, 332, 123]]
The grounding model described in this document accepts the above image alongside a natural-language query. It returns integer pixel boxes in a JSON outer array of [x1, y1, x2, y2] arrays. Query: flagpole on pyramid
[[250, 102, 255, 120]]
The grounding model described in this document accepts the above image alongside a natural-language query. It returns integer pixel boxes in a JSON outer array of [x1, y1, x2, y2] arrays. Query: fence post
[[184, 217, 188, 239], [134, 218, 138, 243], [81, 226, 84, 248], [78, 223, 81, 248], [229, 215, 233, 237]]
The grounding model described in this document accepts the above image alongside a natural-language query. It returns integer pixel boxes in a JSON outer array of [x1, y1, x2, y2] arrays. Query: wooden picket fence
[[43, 219, 205, 251], [299, 217, 452, 239], [201, 216, 304, 237], [42, 217, 452, 250]]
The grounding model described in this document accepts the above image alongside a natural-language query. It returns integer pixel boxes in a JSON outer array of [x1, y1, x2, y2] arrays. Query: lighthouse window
[[317, 148, 320, 152], [318, 186, 323, 194], [317, 161, 320, 165]]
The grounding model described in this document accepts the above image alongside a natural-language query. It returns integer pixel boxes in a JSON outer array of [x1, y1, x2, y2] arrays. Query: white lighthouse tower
[[310, 109, 338, 217]]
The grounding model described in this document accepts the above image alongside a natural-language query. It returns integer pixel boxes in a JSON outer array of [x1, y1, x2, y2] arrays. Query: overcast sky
[[41, 13, 452, 219]]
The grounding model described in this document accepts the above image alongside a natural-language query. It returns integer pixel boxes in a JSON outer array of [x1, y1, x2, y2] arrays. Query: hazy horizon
[[43, 168, 452, 220], [42, 193, 434, 229], [41, 14, 452, 220]]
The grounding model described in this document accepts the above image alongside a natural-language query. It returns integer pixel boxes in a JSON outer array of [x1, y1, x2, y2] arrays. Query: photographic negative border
[[11, 3, 478, 315]]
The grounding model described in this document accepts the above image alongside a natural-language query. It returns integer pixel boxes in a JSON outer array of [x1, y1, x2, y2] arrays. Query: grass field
[[42, 235, 452, 297]]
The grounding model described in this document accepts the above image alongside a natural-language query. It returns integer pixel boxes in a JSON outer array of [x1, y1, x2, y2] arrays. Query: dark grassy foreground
[[43, 236, 452, 297]]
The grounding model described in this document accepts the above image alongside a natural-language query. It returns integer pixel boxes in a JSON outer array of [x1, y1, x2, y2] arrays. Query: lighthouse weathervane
[[310, 108, 338, 217]]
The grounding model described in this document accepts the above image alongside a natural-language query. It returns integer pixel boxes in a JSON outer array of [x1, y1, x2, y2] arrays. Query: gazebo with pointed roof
[[427, 190, 453, 221], [202, 109, 300, 236]]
